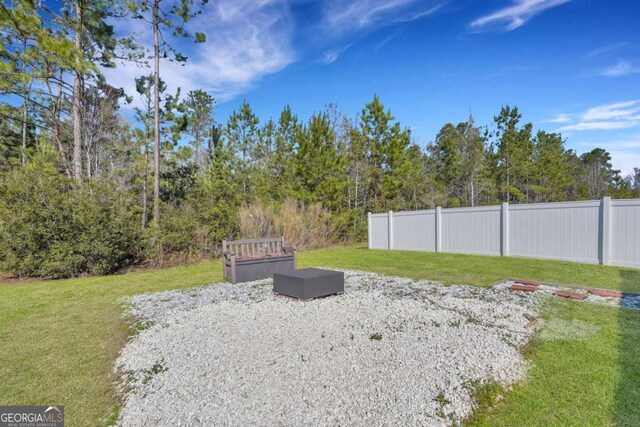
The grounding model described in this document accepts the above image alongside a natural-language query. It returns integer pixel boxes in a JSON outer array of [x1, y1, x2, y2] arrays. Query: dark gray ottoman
[[273, 268, 344, 300]]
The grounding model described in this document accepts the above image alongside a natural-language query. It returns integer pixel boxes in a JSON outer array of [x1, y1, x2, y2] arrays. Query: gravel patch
[[115, 270, 539, 426]]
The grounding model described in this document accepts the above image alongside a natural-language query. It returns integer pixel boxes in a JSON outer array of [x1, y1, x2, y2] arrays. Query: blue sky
[[105, 0, 640, 175]]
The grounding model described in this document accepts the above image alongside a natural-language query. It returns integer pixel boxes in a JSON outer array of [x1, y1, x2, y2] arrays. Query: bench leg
[[230, 258, 237, 284]]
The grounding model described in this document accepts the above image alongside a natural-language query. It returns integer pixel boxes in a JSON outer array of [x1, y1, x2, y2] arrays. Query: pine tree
[[0, 0, 80, 172], [292, 111, 344, 210], [224, 100, 259, 200], [358, 95, 412, 212], [184, 89, 215, 173], [0, 105, 33, 171], [344, 118, 367, 211], [531, 130, 572, 202], [81, 82, 130, 179], [458, 115, 488, 206], [430, 123, 463, 205], [189, 130, 239, 250], [134, 75, 157, 228], [134, 75, 186, 224], [126, 0, 207, 225], [579, 148, 621, 199], [57, 0, 121, 179], [492, 106, 533, 203], [401, 144, 430, 210], [629, 168, 640, 198], [271, 105, 299, 199], [253, 118, 276, 200]]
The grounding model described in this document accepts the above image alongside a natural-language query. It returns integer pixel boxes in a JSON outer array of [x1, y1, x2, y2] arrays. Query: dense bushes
[[142, 167, 242, 266], [0, 158, 353, 279], [0, 161, 141, 278], [142, 203, 205, 266]]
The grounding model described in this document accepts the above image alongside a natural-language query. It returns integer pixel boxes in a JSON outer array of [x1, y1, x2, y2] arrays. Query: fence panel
[[393, 210, 436, 251], [508, 201, 601, 264], [610, 199, 640, 268], [369, 214, 389, 249], [440, 206, 501, 256], [368, 198, 640, 269]]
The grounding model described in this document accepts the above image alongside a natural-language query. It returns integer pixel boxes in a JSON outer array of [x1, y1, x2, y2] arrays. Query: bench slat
[[223, 238, 288, 256], [225, 237, 283, 245]]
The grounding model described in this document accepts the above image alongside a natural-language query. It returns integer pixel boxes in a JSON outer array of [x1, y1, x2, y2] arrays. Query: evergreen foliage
[[0, 154, 140, 277], [0, 1, 638, 277]]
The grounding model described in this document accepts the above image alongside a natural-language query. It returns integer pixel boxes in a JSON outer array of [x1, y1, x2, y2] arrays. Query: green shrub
[[0, 161, 141, 278], [142, 203, 204, 265]]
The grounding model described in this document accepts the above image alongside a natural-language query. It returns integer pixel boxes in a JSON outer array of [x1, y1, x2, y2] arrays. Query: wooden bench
[[222, 237, 297, 284]]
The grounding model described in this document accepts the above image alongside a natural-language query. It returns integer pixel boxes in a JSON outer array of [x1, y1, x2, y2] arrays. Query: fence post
[[367, 212, 372, 250], [501, 202, 509, 257], [435, 206, 442, 252], [600, 197, 611, 265], [388, 211, 394, 250]]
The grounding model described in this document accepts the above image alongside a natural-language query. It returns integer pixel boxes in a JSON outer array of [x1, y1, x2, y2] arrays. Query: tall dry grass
[[239, 199, 337, 250]]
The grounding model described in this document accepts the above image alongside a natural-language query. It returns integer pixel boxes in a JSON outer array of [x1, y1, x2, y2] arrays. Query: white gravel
[[115, 270, 539, 426]]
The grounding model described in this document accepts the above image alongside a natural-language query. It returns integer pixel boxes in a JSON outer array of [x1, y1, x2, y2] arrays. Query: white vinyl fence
[[368, 197, 640, 269]]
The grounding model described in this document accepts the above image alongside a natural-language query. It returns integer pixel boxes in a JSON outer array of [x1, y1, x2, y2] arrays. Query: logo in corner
[[0, 405, 64, 427]]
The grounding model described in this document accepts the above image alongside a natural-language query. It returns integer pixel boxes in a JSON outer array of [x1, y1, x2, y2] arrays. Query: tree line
[[1, 0, 639, 278]]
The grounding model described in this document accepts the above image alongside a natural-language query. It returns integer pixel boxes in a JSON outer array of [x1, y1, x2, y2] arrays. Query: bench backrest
[[223, 237, 285, 258]]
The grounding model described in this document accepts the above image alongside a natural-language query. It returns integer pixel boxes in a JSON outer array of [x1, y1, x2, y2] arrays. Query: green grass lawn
[[301, 245, 640, 292], [1, 244, 639, 426], [466, 300, 640, 426]]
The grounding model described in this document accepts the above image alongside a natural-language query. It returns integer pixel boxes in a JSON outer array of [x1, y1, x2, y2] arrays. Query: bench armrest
[[282, 246, 296, 255], [223, 251, 235, 261]]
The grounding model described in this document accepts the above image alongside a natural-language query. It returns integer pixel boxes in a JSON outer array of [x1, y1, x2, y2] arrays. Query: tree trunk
[[47, 71, 71, 176], [152, 0, 161, 226], [470, 176, 475, 207], [506, 139, 510, 203], [354, 167, 359, 210], [242, 145, 247, 196], [72, 0, 83, 180], [142, 143, 149, 228], [20, 40, 29, 166], [21, 97, 28, 166], [195, 129, 203, 172], [85, 136, 92, 178]]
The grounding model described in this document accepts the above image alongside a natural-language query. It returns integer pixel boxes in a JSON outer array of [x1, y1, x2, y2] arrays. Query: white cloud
[[317, 0, 443, 65], [600, 60, 640, 78], [103, 0, 295, 107], [555, 101, 640, 132], [374, 30, 403, 51], [104, 0, 445, 103], [547, 113, 572, 123], [321, 43, 354, 64], [470, 0, 569, 32], [321, 0, 443, 37], [580, 100, 640, 122], [585, 42, 627, 59], [558, 120, 638, 132]]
